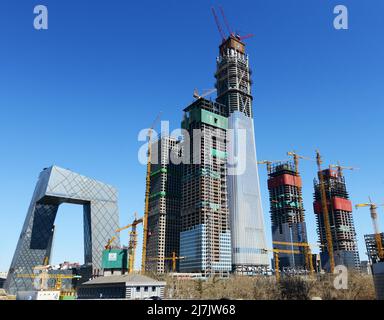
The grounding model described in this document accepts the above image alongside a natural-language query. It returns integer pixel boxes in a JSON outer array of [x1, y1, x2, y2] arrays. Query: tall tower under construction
[[268, 161, 308, 270], [179, 98, 232, 276], [215, 35, 269, 272], [146, 136, 182, 274], [313, 168, 360, 271]]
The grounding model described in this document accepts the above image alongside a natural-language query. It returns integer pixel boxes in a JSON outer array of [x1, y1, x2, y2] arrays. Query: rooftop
[[81, 274, 166, 286]]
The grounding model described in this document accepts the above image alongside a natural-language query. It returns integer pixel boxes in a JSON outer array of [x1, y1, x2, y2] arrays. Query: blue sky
[[0, 0, 383, 271]]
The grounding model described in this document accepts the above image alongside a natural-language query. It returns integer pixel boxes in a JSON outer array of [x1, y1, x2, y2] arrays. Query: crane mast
[[355, 200, 384, 260], [316, 150, 335, 273]]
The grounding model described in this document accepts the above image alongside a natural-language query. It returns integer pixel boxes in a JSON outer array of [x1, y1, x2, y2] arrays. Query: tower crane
[[116, 212, 143, 273], [146, 252, 186, 273], [219, 5, 233, 36], [211, 7, 225, 42], [262, 248, 301, 282], [105, 236, 117, 250], [329, 162, 359, 177], [193, 88, 217, 100], [355, 198, 384, 261], [316, 150, 335, 273], [16, 272, 81, 291], [142, 112, 162, 274], [257, 159, 287, 174], [272, 241, 325, 274], [211, 6, 254, 42], [287, 151, 313, 174]]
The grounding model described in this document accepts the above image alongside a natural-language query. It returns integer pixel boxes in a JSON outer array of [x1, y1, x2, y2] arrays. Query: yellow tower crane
[[316, 150, 335, 273], [104, 236, 117, 250], [355, 198, 384, 260], [142, 112, 162, 274], [272, 241, 325, 274], [193, 88, 217, 100], [16, 272, 81, 291], [329, 162, 359, 176], [146, 252, 186, 273], [287, 151, 313, 174], [262, 248, 301, 282], [257, 159, 287, 174], [115, 212, 143, 273], [286, 151, 317, 271]]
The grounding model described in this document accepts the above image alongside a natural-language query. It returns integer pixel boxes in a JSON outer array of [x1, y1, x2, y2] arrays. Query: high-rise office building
[[268, 161, 308, 270], [146, 137, 182, 274], [313, 168, 360, 271], [179, 98, 232, 276], [215, 35, 269, 271]]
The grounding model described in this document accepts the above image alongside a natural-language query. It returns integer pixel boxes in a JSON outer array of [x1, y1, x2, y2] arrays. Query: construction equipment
[[316, 150, 335, 273], [285, 151, 312, 263], [211, 7, 225, 41], [257, 159, 287, 174], [104, 236, 117, 250], [287, 151, 313, 174], [262, 248, 301, 282], [211, 6, 254, 42], [272, 241, 325, 274], [142, 112, 162, 274], [116, 212, 143, 273], [355, 198, 384, 260], [193, 88, 217, 100], [16, 272, 81, 291], [146, 252, 185, 273], [329, 162, 359, 177], [219, 6, 233, 36]]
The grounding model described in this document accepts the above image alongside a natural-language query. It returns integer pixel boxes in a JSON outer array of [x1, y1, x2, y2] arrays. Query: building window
[[136, 287, 140, 292], [152, 286, 156, 292], [144, 286, 148, 292]]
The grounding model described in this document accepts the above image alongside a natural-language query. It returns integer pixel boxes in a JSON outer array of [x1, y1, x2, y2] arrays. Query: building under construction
[[365, 233, 384, 300], [146, 137, 182, 274], [215, 34, 269, 272], [313, 168, 360, 271], [365, 233, 384, 264], [179, 98, 232, 276], [268, 161, 308, 270]]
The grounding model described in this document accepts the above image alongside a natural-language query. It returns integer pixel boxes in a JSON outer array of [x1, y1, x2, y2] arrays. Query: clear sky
[[0, 0, 383, 271]]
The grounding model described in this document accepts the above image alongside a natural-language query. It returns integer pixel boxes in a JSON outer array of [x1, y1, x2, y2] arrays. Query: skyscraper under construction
[[179, 98, 232, 276], [146, 137, 182, 274], [313, 168, 360, 271], [267, 161, 308, 270], [216, 35, 269, 272]]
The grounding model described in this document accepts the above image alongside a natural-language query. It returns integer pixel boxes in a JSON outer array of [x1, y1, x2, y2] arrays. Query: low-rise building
[[77, 274, 166, 300]]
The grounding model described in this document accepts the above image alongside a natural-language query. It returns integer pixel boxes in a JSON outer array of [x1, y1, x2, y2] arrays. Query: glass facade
[[227, 111, 269, 269], [180, 224, 231, 273], [5, 166, 119, 295]]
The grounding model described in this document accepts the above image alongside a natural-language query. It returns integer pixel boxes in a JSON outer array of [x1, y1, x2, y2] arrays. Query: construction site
[[1, 6, 383, 301]]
